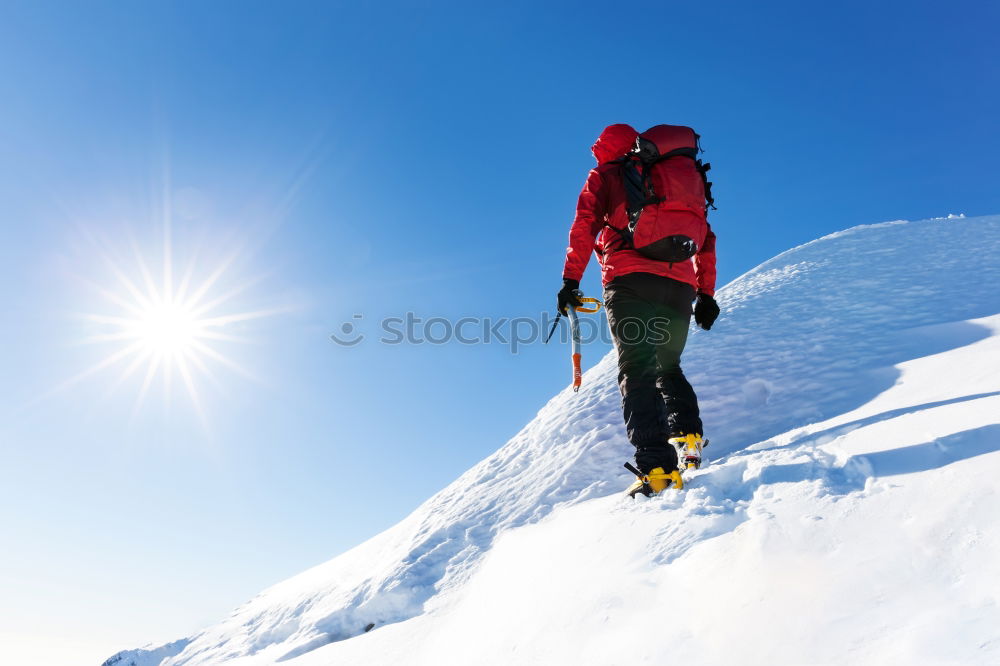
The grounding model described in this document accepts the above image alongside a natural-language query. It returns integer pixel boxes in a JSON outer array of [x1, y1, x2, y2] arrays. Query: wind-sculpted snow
[[689, 216, 1000, 455], [113, 215, 1000, 665], [101, 639, 191, 666]]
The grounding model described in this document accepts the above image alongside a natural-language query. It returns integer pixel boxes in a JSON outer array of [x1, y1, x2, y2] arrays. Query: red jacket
[[562, 124, 717, 296]]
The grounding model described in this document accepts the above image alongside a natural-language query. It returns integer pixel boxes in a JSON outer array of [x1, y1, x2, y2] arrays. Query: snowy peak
[[109, 215, 1000, 665]]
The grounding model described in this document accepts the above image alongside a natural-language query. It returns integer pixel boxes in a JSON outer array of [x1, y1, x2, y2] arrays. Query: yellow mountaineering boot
[[669, 433, 706, 470], [625, 466, 684, 498]]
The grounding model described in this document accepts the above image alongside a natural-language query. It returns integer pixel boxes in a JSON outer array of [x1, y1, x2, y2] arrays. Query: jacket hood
[[591, 124, 639, 164]]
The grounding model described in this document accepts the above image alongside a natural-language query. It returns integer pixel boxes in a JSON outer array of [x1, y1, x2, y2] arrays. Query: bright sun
[[133, 301, 202, 355], [64, 224, 281, 418]]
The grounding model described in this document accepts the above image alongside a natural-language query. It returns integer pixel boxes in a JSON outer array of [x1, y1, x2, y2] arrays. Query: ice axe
[[544, 290, 603, 392]]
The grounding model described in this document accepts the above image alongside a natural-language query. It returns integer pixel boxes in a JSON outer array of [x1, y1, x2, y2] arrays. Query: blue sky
[[1, 0, 997, 663]]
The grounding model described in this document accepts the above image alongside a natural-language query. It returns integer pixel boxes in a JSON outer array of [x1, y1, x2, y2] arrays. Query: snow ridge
[[111, 215, 1000, 665], [101, 639, 191, 666]]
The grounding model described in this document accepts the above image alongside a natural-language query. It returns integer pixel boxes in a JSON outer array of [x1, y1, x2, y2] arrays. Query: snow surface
[[111, 215, 1000, 665], [101, 639, 191, 666]]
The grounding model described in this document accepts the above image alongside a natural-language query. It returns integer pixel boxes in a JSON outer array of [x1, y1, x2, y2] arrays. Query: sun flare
[[62, 224, 283, 418], [132, 301, 202, 355]]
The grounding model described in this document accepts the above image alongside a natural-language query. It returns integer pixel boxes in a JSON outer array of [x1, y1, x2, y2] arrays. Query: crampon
[[623, 462, 684, 498]]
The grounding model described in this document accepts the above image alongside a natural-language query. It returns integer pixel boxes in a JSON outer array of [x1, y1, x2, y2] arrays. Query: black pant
[[604, 272, 702, 473]]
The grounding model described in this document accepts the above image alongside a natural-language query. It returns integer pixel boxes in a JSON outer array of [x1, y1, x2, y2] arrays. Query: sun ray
[[44, 341, 145, 400], [62, 221, 282, 424], [77, 277, 150, 319], [106, 348, 156, 399], [189, 339, 259, 382], [81, 313, 144, 326], [182, 346, 228, 398], [197, 306, 294, 327], [80, 331, 145, 345], [174, 247, 202, 308], [131, 352, 162, 421], [129, 235, 163, 307], [196, 331, 254, 344], [163, 207, 173, 304], [182, 248, 241, 310], [187, 272, 269, 318], [163, 353, 173, 412], [175, 352, 205, 424], [98, 253, 156, 313], [78, 226, 156, 313]]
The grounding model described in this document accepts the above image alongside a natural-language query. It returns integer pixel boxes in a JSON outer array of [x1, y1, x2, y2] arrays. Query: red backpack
[[609, 125, 715, 262]]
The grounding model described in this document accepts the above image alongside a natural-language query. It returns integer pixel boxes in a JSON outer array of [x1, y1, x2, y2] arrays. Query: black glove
[[557, 278, 582, 315], [694, 292, 720, 330]]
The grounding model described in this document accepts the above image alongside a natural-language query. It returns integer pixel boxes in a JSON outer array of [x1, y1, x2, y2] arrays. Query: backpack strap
[[620, 156, 660, 225], [696, 159, 716, 211], [596, 157, 639, 253], [603, 222, 634, 253], [646, 146, 699, 165]]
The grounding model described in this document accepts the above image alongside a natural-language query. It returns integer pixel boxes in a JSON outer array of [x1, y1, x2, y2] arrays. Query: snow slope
[[101, 639, 192, 666], [107, 214, 1000, 666]]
